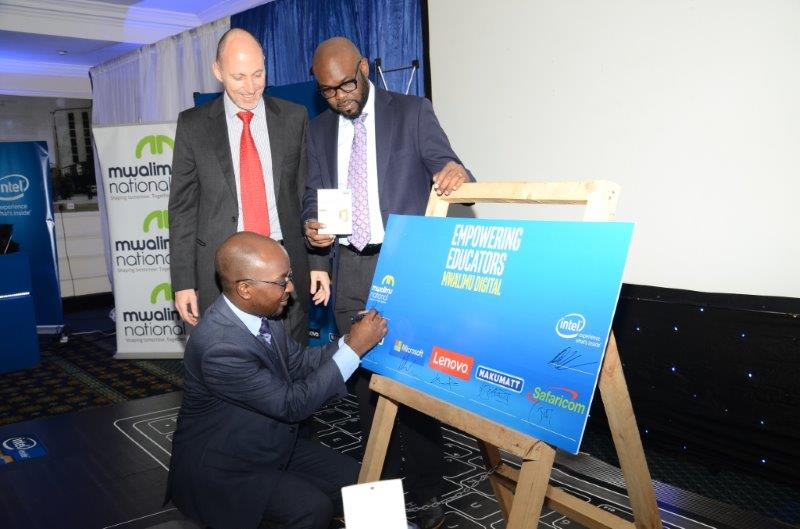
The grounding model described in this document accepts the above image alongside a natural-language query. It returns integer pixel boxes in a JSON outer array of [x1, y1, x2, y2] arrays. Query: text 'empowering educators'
[[441, 224, 524, 296]]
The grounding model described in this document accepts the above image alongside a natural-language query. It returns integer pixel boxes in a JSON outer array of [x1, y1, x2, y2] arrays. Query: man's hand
[[174, 289, 199, 326], [345, 310, 388, 357], [432, 161, 468, 196], [310, 270, 331, 306], [304, 219, 336, 248]]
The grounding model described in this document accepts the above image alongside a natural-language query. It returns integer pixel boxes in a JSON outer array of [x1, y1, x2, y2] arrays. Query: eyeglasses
[[317, 60, 362, 99], [237, 270, 293, 290]]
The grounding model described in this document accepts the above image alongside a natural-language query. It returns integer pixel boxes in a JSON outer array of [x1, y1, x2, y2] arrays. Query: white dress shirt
[[337, 81, 384, 245], [222, 295, 360, 380], [223, 92, 283, 241]]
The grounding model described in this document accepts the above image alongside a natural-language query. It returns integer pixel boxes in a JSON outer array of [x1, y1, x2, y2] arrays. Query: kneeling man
[[166, 231, 387, 529]]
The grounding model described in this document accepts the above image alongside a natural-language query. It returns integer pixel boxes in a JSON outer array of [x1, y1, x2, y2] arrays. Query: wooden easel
[[358, 181, 663, 529]]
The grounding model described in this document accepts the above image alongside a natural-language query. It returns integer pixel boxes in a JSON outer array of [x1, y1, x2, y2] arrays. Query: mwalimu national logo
[[150, 282, 173, 304], [143, 210, 169, 233], [369, 274, 395, 304], [135, 135, 174, 159], [107, 134, 174, 197], [114, 210, 170, 269], [120, 282, 185, 339]]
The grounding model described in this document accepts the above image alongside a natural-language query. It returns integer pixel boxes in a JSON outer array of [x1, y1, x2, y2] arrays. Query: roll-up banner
[[93, 124, 185, 358], [0, 141, 63, 333]]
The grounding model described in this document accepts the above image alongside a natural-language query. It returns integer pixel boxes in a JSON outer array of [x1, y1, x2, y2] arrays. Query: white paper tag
[[341, 479, 408, 529], [318, 188, 352, 235]]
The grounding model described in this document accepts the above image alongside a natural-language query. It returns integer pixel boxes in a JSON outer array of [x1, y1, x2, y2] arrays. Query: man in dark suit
[[169, 28, 311, 344], [301, 37, 475, 529], [166, 231, 387, 529]]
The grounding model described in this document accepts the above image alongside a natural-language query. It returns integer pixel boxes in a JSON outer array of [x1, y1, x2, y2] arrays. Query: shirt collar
[[223, 91, 265, 120], [222, 294, 263, 336]]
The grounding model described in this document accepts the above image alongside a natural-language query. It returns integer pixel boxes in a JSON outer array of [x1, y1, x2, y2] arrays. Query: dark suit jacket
[[168, 95, 310, 343], [165, 295, 345, 529], [301, 88, 474, 272]]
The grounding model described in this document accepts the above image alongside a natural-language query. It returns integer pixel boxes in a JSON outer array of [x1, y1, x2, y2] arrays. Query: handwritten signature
[[397, 354, 416, 374], [547, 347, 597, 371], [477, 383, 511, 406], [528, 403, 553, 426], [429, 373, 458, 390]]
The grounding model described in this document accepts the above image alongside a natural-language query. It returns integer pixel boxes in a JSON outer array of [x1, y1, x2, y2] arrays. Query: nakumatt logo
[[143, 210, 169, 233], [555, 313, 586, 339], [135, 135, 174, 159], [150, 283, 174, 304], [0, 174, 30, 201], [381, 275, 395, 287]]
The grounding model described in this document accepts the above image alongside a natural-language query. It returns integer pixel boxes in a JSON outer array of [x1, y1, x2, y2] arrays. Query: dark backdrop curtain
[[232, 0, 426, 97]]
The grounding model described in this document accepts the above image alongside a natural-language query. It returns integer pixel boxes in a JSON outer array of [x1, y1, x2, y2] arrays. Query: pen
[[350, 310, 376, 323]]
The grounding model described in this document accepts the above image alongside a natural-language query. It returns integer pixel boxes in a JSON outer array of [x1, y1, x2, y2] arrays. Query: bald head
[[312, 37, 361, 75], [216, 28, 262, 62], [215, 232, 285, 295]]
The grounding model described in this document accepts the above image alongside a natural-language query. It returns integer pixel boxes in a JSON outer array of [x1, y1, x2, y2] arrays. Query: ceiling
[[0, 0, 267, 99]]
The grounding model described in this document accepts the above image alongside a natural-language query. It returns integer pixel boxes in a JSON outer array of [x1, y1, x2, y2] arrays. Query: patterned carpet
[[0, 334, 183, 426]]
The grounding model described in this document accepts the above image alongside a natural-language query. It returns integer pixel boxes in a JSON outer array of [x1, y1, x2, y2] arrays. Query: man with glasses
[[166, 231, 387, 529], [301, 37, 475, 529]]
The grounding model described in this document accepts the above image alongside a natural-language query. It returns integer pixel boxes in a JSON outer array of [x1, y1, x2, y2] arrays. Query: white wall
[[428, 0, 800, 298]]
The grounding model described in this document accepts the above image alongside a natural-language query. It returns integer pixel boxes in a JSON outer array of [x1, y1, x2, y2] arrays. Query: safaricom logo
[[150, 283, 174, 304], [135, 135, 174, 159], [381, 275, 395, 286], [143, 210, 169, 233], [0, 174, 30, 201], [555, 313, 586, 339]]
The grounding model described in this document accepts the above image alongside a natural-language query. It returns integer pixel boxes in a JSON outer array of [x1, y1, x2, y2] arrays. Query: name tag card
[[363, 215, 634, 454], [318, 189, 352, 235], [341, 479, 408, 529]]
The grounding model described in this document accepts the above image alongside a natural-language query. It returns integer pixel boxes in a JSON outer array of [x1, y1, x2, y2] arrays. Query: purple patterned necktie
[[347, 113, 370, 251]]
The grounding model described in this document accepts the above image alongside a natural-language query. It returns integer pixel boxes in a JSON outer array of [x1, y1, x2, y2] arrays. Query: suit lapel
[[321, 111, 339, 187], [207, 97, 237, 204], [265, 97, 284, 198], [374, 89, 394, 209], [266, 317, 291, 378]]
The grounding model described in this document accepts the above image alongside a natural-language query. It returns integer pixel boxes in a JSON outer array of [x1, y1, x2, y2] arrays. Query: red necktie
[[237, 110, 270, 237]]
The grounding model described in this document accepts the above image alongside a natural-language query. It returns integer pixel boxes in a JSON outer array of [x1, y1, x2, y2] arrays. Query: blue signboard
[[362, 215, 634, 453], [0, 141, 63, 331]]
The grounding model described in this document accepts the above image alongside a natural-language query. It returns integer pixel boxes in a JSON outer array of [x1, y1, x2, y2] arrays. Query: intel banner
[[93, 124, 185, 358], [363, 215, 634, 453], [0, 141, 63, 332]]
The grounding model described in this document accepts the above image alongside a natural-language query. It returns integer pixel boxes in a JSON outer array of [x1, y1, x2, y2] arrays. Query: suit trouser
[[259, 438, 358, 529], [334, 244, 445, 505]]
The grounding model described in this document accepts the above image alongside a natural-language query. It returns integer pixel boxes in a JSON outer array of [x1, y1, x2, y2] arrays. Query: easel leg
[[477, 441, 516, 519], [506, 443, 556, 529], [358, 394, 399, 483], [599, 333, 662, 529]]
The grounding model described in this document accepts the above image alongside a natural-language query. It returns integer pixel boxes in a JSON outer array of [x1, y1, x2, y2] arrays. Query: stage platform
[[0, 391, 792, 529]]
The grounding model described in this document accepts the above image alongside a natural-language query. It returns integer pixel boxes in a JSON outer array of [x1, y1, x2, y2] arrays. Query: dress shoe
[[412, 504, 445, 529]]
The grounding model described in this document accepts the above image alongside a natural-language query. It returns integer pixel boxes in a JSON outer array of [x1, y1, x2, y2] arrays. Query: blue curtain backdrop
[[232, 0, 425, 97]]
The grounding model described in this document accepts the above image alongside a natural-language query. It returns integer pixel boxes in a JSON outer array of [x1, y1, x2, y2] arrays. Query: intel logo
[[0, 174, 30, 201], [2, 436, 37, 451], [555, 313, 586, 339]]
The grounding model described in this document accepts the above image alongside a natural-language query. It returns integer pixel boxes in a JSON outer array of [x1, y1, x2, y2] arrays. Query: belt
[[341, 243, 382, 256]]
